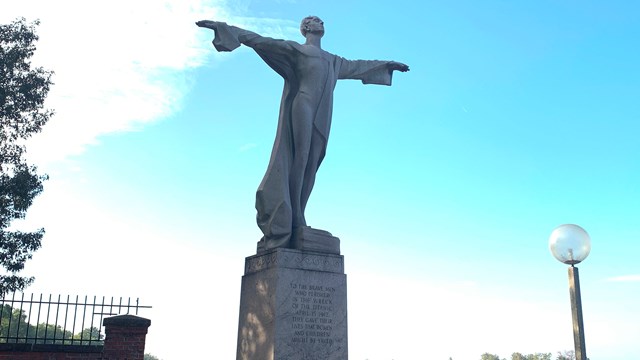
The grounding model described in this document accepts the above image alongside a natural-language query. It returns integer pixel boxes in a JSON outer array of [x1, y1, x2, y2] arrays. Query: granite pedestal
[[236, 248, 347, 360]]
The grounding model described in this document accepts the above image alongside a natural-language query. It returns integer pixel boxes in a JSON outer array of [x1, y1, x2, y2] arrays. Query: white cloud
[[606, 274, 640, 282], [20, 185, 244, 359], [3, 1, 301, 168], [347, 272, 571, 360], [239, 142, 257, 151], [2, 0, 233, 166]]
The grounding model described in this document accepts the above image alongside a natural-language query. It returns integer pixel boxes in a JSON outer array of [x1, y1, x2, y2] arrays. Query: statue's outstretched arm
[[388, 61, 410, 72], [196, 20, 219, 30], [196, 19, 285, 53], [196, 20, 257, 52], [196, 20, 260, 41], [196, 20, 296, 60], [338, 58, 409, 86]]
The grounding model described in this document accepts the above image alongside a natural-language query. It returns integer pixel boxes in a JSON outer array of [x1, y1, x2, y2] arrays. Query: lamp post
[[549, 224, 591, 360]]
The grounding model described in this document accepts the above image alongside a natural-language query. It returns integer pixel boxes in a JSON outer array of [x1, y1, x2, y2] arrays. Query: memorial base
[[236, 248, 348, 360]]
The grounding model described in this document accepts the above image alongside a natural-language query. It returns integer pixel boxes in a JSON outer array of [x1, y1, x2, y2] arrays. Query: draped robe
[[210, 23, 396, 251]]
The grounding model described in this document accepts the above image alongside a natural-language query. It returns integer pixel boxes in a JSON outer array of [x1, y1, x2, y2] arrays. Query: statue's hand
[[196, 20, 219, 30], [388, 61, 410, 72]]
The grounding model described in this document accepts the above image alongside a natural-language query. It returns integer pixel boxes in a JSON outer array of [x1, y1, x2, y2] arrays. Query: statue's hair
[[300, 16, 322, 37]]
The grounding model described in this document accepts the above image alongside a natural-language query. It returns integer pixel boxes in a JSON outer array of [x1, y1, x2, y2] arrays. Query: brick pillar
[[102, 314, 151, 360]]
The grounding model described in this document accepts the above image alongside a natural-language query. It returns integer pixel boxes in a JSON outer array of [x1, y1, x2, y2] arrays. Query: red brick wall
[[0, 351, 103, 359], [0, 344, 103, 360], [102, 315, 151, 360]]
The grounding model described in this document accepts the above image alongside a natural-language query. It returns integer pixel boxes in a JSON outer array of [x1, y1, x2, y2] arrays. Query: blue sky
[[3, 0, 640, 359]]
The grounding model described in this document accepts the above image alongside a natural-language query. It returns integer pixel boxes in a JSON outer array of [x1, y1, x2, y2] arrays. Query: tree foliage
[[511, 353, 552, 360], [555, 350, 576, 360], [0, 304, 102, 344], [480, 351, 580, 360], [481, 353, 503, 360], [0, 17, 53, 296]]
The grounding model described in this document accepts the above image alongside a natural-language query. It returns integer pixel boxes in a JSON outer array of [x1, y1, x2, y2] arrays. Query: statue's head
[[300, 16, 324, 37]]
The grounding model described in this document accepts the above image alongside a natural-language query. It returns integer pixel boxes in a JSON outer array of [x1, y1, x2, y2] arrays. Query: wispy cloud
[[3, 0, 286, 166], [606, 274, 640, 282], [237, 16, 299, 40], [239, 143, 257, 152]]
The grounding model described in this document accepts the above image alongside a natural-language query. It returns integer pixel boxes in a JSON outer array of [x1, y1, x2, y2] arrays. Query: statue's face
[[301, 16, 324, 37]]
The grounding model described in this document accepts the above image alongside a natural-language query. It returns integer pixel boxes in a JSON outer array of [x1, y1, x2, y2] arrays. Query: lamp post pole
[[568, 265, 586, 360], [549, 224, 591, 360]]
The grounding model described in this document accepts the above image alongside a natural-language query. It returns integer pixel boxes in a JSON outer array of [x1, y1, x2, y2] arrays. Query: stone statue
[[197, 16, 409, 253]]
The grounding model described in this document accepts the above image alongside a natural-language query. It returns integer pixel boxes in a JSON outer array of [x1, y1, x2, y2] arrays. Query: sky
[[3, 0, 640, 359]]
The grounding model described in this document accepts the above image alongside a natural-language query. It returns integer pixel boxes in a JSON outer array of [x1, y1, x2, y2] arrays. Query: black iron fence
[[0, 293, 151, 345]]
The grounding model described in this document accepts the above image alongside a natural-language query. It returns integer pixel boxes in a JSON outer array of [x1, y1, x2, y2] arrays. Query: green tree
[[531, 353, 552, 360], [511, 353, 552, 360], [144, 354, 162, 360], [481, 353, 504, 360], [0, 17, 53, 296], [556, 351, 575, 360], [32, 322, 73, 344], [482, 351, 580, 360], [0, 303, 31, 341], [72, 326, 103, 345], [1, 304, 101, 345]]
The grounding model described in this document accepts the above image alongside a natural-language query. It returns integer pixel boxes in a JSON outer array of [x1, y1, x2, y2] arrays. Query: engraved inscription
[[290, 282, 336, 345], [245, 250, 344, 274], [245, 252, 279, 273]]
